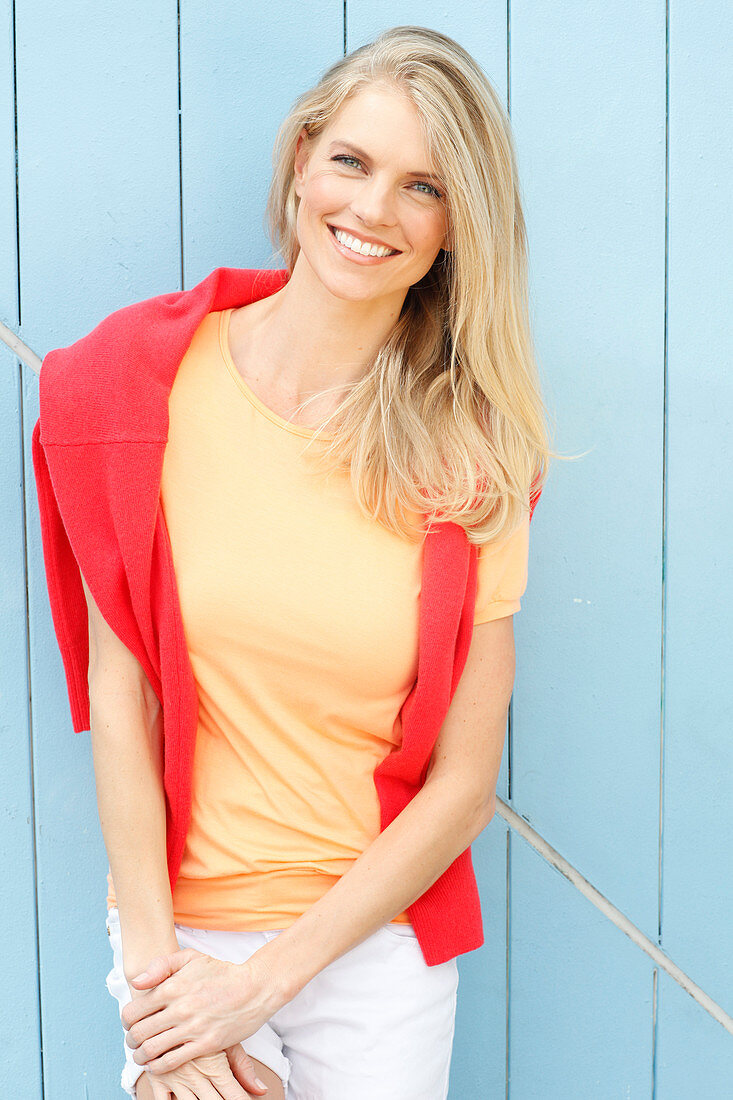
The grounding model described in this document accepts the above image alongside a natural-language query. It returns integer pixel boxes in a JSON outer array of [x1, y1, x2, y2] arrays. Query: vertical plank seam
[[653, 1, 672, 1093], [18, 356, 45, 1098], [505, 827, 511, 1100], [12, 0, 44, 1091]]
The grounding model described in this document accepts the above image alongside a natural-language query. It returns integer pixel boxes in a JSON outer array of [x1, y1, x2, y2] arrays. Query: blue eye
[[330, 155, 444, 200], [413, 180, 444, 200], [332, 154, 362, 169]]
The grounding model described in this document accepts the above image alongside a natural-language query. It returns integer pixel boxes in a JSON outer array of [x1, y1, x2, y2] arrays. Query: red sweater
[[31, 265, 541, 966]]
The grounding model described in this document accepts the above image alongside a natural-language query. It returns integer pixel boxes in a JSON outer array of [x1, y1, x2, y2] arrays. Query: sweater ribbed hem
[[409, 848, 484, 965], [65, 641, 91, 733]]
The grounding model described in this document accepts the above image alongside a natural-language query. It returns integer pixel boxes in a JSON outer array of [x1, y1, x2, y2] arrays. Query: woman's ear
[[293, 127, 311, 198]]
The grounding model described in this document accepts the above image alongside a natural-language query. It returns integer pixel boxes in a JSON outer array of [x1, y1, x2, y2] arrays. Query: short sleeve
[[473, 514, 530, 625]]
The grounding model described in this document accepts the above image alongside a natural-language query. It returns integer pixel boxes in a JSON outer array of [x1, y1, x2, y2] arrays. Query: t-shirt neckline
[[217, 307, 336, 441]]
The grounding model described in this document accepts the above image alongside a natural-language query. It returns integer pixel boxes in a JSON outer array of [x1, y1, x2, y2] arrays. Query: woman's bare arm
[[80, 572, 180, 983], [81, 575, 266, 1099]]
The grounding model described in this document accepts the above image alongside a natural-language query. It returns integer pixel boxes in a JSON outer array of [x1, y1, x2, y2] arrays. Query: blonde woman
[[33, 24, 553, 1100]]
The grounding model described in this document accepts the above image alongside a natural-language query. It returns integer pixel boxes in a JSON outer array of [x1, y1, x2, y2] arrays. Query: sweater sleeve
[[31, 417, 91, 733]]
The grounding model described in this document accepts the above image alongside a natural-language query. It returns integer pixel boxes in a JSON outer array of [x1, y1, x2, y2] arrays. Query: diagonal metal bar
[[0, 320, 41, 374], [496, 795, 733, 1034]]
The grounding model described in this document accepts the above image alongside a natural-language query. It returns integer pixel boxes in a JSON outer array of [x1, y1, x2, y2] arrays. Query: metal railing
[[1, 320, 41, 374]]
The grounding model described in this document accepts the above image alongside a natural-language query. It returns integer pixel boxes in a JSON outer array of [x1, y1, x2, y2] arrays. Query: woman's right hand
[[136, 1047, 266, 1099]]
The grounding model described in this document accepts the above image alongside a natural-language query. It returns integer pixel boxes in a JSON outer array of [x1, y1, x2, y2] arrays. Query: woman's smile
[[327, 223, 402, 264]]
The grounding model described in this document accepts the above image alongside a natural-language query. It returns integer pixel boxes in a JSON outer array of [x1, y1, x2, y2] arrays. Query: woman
[[33, 24, 553, 1100]]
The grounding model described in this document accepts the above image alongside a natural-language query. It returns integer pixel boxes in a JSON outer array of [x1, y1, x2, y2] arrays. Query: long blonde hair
[[264, 25, 559, 546]]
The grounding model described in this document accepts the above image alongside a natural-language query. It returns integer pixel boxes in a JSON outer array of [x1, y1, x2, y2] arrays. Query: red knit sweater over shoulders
[[31, 265, 541, 966]]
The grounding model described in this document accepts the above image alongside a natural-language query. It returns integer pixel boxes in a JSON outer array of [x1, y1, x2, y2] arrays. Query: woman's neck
[[237, 256, 407, 404]]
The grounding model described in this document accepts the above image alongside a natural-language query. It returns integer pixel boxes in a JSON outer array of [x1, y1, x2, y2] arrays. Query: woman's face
[[293, 83, 450, 303]]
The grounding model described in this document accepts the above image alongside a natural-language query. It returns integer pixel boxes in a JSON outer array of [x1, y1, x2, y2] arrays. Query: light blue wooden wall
[[2, 2, 730, 1096]]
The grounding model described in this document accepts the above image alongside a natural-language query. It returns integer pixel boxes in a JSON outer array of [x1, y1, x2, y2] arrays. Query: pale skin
[[81, 80, 518, 1097], [82, 573, 275, 1100]]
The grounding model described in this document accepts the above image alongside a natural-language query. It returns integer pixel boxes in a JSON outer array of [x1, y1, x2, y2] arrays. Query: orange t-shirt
[[107, 308, 530, 929]]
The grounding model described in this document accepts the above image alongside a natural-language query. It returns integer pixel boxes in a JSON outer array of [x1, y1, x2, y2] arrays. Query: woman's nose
[[349, 177, 397, 231]]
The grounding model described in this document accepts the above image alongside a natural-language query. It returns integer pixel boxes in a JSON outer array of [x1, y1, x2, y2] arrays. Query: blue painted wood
[[347, 0, 511, 70], [180, 0, 343, 281], [16, 0, 181, 1094], [15, 0, 181, 348], [510, 836, 654, 1097], [510, 0, 666, 940], [452, 819, 510, 1098], [663, 0, 733, 1016], [3, 1, 730, 1095], [0, 0, 16, 322], [655, 970, 733, 1097], [0, 347, 43, 1097], [0, 2, 43, 1088]]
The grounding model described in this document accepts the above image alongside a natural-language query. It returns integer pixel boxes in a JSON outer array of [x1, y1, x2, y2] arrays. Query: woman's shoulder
[[38, 286, 188, 446]]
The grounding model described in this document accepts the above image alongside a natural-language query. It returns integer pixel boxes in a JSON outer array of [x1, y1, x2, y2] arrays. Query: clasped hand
[[121, 946, 283, 1075]]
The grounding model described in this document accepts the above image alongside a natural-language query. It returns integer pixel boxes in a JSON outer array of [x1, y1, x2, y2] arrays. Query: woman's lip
[[327, 224, 402, 254]]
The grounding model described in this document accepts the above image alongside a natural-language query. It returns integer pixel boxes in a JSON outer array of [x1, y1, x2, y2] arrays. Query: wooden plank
[[510, 836, 654, 1095], [180, 0, 343, 282], [510, 0, 666, 938], [0, 0, 42, 1089], [451, 820, 510, 1098], [656, 970, 733, 1095], [0, 347, 43, 1095], [663, 0, 733, 1013], [17, 0, 181, 1093]]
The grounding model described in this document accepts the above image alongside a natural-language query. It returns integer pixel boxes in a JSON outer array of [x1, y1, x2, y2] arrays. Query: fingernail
[[134, 971, 150, 982], [255, 1078, 267, 1090]]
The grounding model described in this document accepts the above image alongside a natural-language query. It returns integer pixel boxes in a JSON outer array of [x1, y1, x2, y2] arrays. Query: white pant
[[105, 907, 459, 1099]]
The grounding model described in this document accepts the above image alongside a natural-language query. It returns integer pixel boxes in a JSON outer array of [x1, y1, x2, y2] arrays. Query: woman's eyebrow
[[326, 140, 443, 183]]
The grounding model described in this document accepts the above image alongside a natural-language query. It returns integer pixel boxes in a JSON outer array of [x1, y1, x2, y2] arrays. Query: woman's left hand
[[120, 946, 289, 1075]]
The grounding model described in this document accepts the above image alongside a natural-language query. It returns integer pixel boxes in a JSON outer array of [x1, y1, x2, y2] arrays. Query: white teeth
[[333, 227, 397, 258]]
